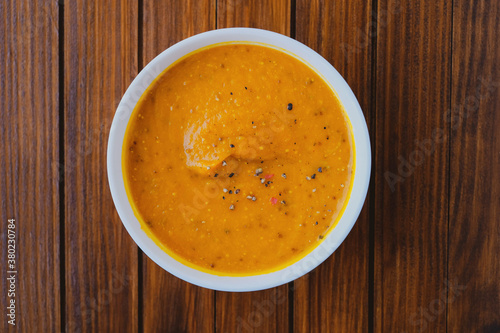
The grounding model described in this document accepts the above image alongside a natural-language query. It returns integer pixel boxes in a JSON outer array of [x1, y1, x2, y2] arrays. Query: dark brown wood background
[[1, 0, 498, 332]]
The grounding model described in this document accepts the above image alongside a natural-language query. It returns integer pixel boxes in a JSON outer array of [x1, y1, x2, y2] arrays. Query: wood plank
[[217, 0, 290, 35], [293, 0, 373, 331], [64, 1, 139, 332], [374, 1, 451, 332], [141, 1, 216, 332], [215, 1, 290, 332], [0, 1, 60, 332], [217, 290, 289, 333], [448, 0, 500, 331]]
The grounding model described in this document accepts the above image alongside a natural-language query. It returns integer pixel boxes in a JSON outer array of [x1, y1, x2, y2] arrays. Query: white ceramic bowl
[[107, 28, 371, 292]]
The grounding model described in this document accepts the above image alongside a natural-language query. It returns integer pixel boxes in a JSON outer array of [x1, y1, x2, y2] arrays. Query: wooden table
[[1, 0, 499, 332]]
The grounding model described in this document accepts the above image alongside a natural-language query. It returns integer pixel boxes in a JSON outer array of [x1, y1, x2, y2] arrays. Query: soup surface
[[123, 43, 354, 275]]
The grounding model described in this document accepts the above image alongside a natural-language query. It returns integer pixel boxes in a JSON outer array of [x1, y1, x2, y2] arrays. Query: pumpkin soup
[[123, 43, 354, 275]]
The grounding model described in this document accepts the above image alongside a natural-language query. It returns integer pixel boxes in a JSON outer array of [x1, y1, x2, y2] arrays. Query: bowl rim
[[107, 27, 371, 292]]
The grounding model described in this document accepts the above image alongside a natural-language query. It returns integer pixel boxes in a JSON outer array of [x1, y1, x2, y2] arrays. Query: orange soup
[[123, 43, 354, 275]]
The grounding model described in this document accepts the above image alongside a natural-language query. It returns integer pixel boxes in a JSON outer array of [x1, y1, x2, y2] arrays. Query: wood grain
[[142, 0, 216, 61], [374, 1, 452, 332], [217, 0, 290, 35], [64, 1, 139, 332], [0, 1, 60, 332], [141, 1, 216, 332], [214, 1, 291, 332], [217, 290, 289, 333], [448, 0, 500, 331], [293, 0, 373, 331]]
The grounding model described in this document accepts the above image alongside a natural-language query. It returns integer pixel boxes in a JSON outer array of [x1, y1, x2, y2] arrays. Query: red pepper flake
[[264, 174, 274, 179], [270, 197, 278, 205]]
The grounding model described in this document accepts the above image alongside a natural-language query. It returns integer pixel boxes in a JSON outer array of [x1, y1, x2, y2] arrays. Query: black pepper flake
[[229, 172, 235, 178], [282, 173, 287, 179], [311, 174, 316, 179], [230, 92, 233, 95], [318, 167, 323, 173], [245, 86, 248, 90], [287, 103, 293, 110], [223, 196, 225, 200], [315, 221, 319, 225], [222, 160, 227, 166], [324, 127, 326, 129], [214, 173, 219, 177], [319, 235, 324, 239], [235, 189, 240, 194], [229, 190, 233, 194], [230, 144, 235, 148]]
